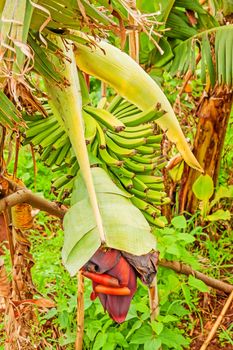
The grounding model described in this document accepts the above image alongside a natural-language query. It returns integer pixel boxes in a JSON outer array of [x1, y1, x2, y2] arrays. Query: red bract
[[83, 248, 137, 323]]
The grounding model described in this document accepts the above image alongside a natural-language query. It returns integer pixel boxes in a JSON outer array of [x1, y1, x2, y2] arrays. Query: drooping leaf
[[0, 90, 23, 128], [202, 33, 216, 87], [73, 33, 203, 172], [174, 0, 206, 14], [166, 10, 197, 40], [170, 25, 233, 87], [62, 168, 156, 276], [44, 35, 106, 253]]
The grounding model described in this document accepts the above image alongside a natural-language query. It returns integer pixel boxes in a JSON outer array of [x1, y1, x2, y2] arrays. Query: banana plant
[[43, 35, 157, 276], [0, 0, 206, 326]]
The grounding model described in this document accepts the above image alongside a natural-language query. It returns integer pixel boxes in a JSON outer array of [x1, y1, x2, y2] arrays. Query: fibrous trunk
[[179, 85, 233, 213]]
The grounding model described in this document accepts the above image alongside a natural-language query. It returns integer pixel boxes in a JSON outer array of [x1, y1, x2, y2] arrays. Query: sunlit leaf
[[192, 174, 214, 201], [206, 209, 231, 222], [188, 275, 209, 292]]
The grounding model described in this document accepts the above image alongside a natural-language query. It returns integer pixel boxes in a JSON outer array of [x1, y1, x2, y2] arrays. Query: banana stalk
[[45, 35, 105, 244], [73, 35, 203, 172]]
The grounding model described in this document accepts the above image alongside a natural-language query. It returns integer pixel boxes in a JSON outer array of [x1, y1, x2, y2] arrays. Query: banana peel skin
[[82, 248, 159, 323]]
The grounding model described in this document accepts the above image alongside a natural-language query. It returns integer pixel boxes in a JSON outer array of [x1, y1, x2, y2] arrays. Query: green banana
[[111, 166, 135, 179], [146, 189, 167, 201], [65, 151, 74, 165], [105, 135, 137, 157], [147, 182, 165, 191], [90, 138, 99, 157], [107, 95, 124, 113], [40, 145, 53, 161], [40, 128, 65, 148], [83, 112, 97, 145], [26, 116, 51, 129], [130, 196, 149, 211], [55, 142, 71, 166], [26, 116, 57, 138], [132, 177, 148, 192], [145, 134, 163, 145], [142, 211, 166, 228], [84, 105, 125, 132], [136, 175, 163, 183], [129, 188, 165, 203], [123, 158, 161, 173], [99, 148, 124, 167], [58, 178, 75, 199], [52, 174, 71, 190], [123, 159, 146, 173], [68, 161, 79, 176], [96, 123, 106, 149], [117, 175, 134, 189], [107, 132, 146, 149], [131, 197, 161, 218], [137, 145, 156, 155], [131, 155, 162, 164], [112, 100, 133, 115], [152, 160, 167, 171], [53, 133, 70, 149], [124, 124, 153, 133], [161, 197, 171, 205], [115, 105, 139, 118], [121, 106, 165, 127], [117, 128, 154, 139], [45, 148, 61, 167], [97, 97, 107, 109], [29, 123, 60, 146]]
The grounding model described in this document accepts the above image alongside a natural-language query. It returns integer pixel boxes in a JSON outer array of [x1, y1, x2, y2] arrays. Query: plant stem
[[160, 260, 233, 294], [75, 271, 85, 350], [128, 0, 139, 63], [149, 276, 159, 321], [199, 289, 233, 350]]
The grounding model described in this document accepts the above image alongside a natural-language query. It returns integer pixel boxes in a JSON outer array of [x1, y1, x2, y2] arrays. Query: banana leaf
[[62, 168, 156, 276]]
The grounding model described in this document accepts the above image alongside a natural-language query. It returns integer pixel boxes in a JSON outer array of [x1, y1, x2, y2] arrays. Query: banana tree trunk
[[179, 85, 233, 213]]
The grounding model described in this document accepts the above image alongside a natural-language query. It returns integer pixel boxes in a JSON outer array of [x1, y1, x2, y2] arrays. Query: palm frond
[[140, 0, 218, 71], [31, 0, 116, 33], [170, 25, 233, 87], [0, 91, 23, 128], [174, 0, 206, 14], [166, 9, 197, 40]]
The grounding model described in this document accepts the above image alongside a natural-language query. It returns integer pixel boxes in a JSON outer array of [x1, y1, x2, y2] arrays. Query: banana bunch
[[24, 112, 75, 200], [24, 96, 170, 225], [87, 97, 170, 227]]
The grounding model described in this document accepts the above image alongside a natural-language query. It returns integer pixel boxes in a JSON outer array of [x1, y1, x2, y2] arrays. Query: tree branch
[[160, 260, 233, 294], [0, 189, 67, 219], [2, 179, 232, 296]]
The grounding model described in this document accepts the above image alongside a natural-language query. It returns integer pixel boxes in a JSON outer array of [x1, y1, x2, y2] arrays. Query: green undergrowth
[[27, 209, 233, 350], [3, 144, 233, 349]]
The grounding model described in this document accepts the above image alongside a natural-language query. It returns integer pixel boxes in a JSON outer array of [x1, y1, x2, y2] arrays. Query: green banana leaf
[[62, 167, 156, 276]]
